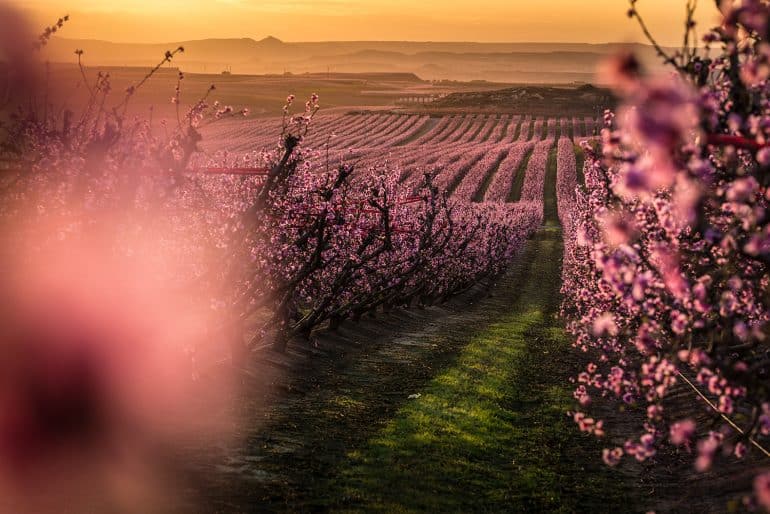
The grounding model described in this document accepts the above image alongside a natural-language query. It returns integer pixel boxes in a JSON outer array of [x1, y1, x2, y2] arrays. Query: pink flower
[[670, 311, 688, 336], [726, 177, 759, 203], [755, 472, 770, 511], [759, 407, 770, 436], [0, 239, 235, 511], [695, 433, 722, 472], [757, 147, 770, 166], [592, 313, 619, 337], [601, 210, 637, 246], [602, 447, 624, 467], [718, 395, 734, 414], [670, 419, 696, 445], [598, 51, 642, 95], [647, 405, 663, 420]]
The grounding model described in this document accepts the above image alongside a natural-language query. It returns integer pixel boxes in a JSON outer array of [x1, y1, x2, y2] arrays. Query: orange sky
[[12, 0, 721, 44]]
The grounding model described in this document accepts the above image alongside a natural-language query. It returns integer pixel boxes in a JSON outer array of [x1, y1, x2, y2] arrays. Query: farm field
[[39, 64, 610, 121], [183, 108, 765, 514], [175, 112, 620, 511], [3, 2, 770, 513], [202, 112, 600, 197], [179, 148, 638, 513]]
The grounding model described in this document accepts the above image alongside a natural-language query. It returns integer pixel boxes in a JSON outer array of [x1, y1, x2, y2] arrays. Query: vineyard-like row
[[1, 22, 605, 508], [177, 111, 600, 351], [205, 112, 599, 206], [5, 79, 598, 366], [6, 4, 770, 512], [209, 112, 600, 149]]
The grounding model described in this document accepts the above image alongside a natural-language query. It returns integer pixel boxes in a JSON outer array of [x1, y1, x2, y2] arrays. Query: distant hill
[[39, 36, 674, 84], [429, 84, 615, 116]]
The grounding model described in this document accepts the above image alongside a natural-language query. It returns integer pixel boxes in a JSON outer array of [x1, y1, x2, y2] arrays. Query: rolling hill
[[40, 36, 673, 83]]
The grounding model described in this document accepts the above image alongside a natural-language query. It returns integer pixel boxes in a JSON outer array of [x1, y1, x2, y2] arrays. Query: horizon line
[[50, 35, 667, 47]]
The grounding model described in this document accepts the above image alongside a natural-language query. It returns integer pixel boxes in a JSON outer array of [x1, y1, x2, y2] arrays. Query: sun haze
[[14, 0, 719, 44]]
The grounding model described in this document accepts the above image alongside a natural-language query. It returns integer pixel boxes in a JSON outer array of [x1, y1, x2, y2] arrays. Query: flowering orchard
[[559, 1, 770, 509], [0, 18, 583, 507], [198, 107, 581, 350], [11, 1, 770, 510]]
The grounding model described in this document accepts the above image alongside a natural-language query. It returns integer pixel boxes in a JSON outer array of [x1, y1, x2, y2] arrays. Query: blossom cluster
[[484, 142, 535, 203], [561, 2, 770, 508]]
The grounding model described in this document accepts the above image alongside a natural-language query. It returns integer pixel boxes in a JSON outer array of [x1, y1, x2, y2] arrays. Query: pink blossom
[[755, 472, 770, 511], [670, 419, 696, 446], [592, 313, 619, 337], [602, 447, 624, 467]]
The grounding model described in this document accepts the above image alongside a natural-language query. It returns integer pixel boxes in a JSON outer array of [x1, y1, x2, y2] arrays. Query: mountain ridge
[[38, 37, 674, 84]]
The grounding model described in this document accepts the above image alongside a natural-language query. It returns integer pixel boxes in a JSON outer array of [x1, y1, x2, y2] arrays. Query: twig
[[114, 46, 185, 112], [706, 133, 767, 151], [682, 0, 698, 66], [676, 369, 770, 459], [628, 0, 680, 69]]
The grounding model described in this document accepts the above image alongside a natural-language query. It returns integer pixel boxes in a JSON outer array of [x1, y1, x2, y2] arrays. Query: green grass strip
[[507, 146, 533, 203], [574, 143, 586, 188], [333, 227, 632, 513], [544, 147, 559, 226]]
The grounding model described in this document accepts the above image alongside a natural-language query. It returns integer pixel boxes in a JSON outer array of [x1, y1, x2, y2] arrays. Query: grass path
[[327, 153, 629, 512], [191, 147, 636, 513], [334, 227, 613, 512]]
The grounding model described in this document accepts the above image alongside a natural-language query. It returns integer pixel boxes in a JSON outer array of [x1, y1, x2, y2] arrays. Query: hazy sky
[[13, 0, 721, 44]]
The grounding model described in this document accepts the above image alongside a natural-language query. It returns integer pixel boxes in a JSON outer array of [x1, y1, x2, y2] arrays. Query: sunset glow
[[14, 0, 719, 44]]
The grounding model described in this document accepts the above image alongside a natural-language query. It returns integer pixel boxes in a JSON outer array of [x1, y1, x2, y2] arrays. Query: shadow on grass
[[189, 146, 638, 512], [332, 228, 633, 513]]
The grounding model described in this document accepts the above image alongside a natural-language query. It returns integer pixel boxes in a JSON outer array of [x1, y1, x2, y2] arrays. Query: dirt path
[[184, 151, 639, 513]]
